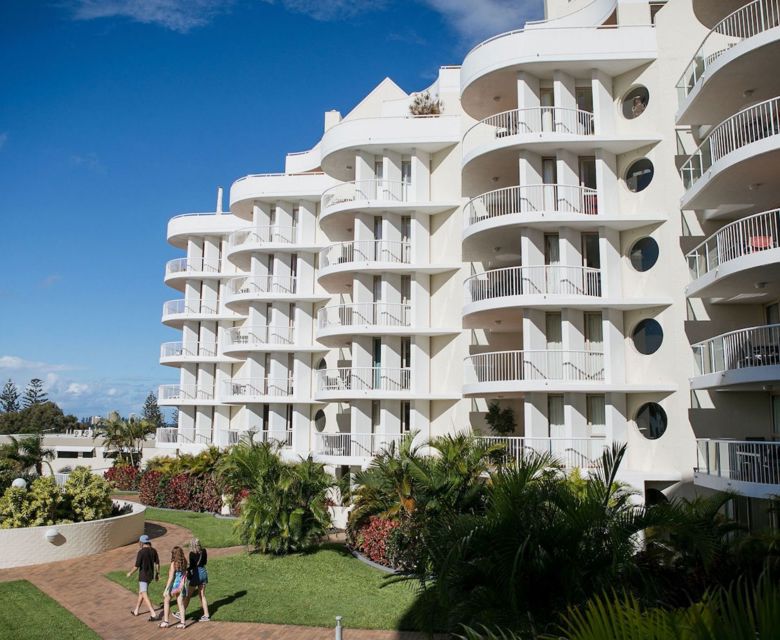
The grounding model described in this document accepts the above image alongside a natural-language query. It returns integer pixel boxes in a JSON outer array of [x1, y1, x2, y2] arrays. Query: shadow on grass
[[144, 522, 168, 540], [187, 590, 248, 619]]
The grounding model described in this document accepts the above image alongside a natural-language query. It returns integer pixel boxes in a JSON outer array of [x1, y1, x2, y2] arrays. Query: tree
[[0, 435, 55, 476], [22, 378, 47, 408], [0, 401, 78, 435], [141, 391, 164, 430], [0, 379, 20, 413], [93, 416, 154, 467]]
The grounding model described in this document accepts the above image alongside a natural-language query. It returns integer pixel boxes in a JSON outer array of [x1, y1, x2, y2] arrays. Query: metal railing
[[165, 257, 222, 276], [155, 427, 211, 446], [157, 384, 215, 401], [680, 96, 780, 190], [464, 184, 598, 227], [686, 209, 780, 279], [318, 303, 411, 329], [476, 436, 609, 470], [317, 367, 411, 393], [257, 430, 293, 447], [160, 341, 218, 359], [463, 107, 595, 155], [224, 377, 295, 398], [162, 299, 218, 317], [313, 432, 404, 458], [697, 438, 780, 486], [465, 265, 602, 303], [227, 275, 297, 296], [693, 323, 780, 376], [228, 225, 298, 248], [465, 350, 605, 384], [321, 179, 412, 211], [320, 240, 411, 269], [677, 0, 780, 100], [224, 325, 295, 347]]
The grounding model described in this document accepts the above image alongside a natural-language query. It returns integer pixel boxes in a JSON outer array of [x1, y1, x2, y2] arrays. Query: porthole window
[[629, 237, 659, 272], [632, 318, 663, 355], [314, 410, 326, 432], [622, 86, 649, 119], [625, 158, 654, 193], [636, 403, 667, 440]]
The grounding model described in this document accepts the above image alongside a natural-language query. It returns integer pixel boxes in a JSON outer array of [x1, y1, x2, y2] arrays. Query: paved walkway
[[0, 518, 434, 640]]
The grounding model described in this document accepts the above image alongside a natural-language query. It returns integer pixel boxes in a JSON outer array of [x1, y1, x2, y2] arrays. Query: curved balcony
[[228, 171, 335, 219], [226, 225, 317, 258], [158, 384, 217, 406], [225, 275, 321, 307], [695, 438, 780, 499], [155, 427, 212, 450], [164, 258, 227, 290], [677, 0, 780, 125], [694, 0, 758, 30], [463, 350, 604, 395], [222, 325, 300, 354], [319, 240, 414, 288], [315, 367, 411, 400], [680, 96, 780, 213], [692, 323, 780, 389], [686, 208, 780, 299], [160, 341, 224, 365], [167, 212, 240, 249], [222, 377, 295, 403], [162, 299, 242, 327], [475, 435, 610, 471], [317, 302, 411, 341], [313, 432, 404, 465]]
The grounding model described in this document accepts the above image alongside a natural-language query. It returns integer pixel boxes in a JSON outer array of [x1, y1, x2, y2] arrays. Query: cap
[[139, 534, 151, 544]]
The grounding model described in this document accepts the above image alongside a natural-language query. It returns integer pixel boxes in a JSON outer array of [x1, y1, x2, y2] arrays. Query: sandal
[[176, 623, 186, 629], [159, 621, 170, 628], [148, 615, 160, 622], [130, 610, 139, 616]]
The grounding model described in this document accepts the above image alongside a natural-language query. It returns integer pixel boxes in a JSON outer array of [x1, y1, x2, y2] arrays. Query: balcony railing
[[165, 257, 221, 276], [160, 341, 218, 359], [680, 96, 780, 190], [465, 350, 605, 385], [677, 0, 780, 101], [158, 384, 215, 402], [228, 225, 297, 248], [465, 266, 601, 303], [463, 107, 595, 156], [227, 275, 297, 296], [224, 377, 294, 398], [318, 303, 411, 330], [693, 324, 780, 376], [317, 367, 411, 393], [686, 208, 780, 279], [313, 432, 404, 458], [476, 436, 609, 470], [155, 427, 211, 446], [321, 179, 411, 211], [464, 184, 598, 227], [224, 325, 295, 347], [162, 299, 218, 317], [697, 438, 780, 486], [319, 240, 411, 269]]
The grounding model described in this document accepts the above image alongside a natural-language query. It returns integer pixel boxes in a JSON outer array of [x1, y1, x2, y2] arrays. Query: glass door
[[586, 394, 606, 438], [545, 233, 560, 294], [401, 160, 412, 200], [575, 87, 594, 134], [546, 312, 562, 380], [374, 160, 385, 200], [542, 157, 557, 212], [373, 337, 382, 389], [584, 312, 603, 381], [581, 233, 601, 295], [372, 275, 382, 325], [373, 216, 383, 261], [548, 395, 565, 459], [578, 156, 597, 214], [540, 88, 554, 132]]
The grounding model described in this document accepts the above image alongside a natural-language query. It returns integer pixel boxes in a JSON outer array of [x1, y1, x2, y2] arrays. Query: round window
[[314, 410, 326, 432], [629, 237, 659, 272], [625, 159, 654, 193], [622, 86, 649, 119], [636, 403, 667, 440], [632, 318, 663, 355]]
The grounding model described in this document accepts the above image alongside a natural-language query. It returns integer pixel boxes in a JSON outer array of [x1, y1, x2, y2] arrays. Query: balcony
[[677, 0, 780, 125], [157, 384, 216, 406], [166, 212, 240, 249], [475, 435, 609, 471], [222, 325, 296, 354], [155, 427, 212, 449], [317, 302, 411, 340], [225, 275, 320, 306], [463, 350, 604, 395], [695, 438, 780, 499], [226, 226, 317, 260], [692, 323, 780, 389], [680, 96, 780, 213], [686, 208, 780, 299], [315, 367, 411, 400], [223, 377, 295, 402], [162, 298, 241, 326], [228, 171, 336, 219], [312, 432, 404, 465], [160, 341, 223, 365], [164, 258, 227, 290]]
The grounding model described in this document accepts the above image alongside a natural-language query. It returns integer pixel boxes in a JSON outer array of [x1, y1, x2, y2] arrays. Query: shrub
[[162, 473, 191, 510], [190, 474, 222, 513], [104, 464, 140, 491], [138, 470, 166, 507], [0, 476, 64, 528], [386, 515, 427, 572], [352, 516, 399, 566], [63, 467, 113, 522]]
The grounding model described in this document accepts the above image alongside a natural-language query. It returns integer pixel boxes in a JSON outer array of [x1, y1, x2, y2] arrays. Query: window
[[314, 409, 326, 432], [766, 302, 780, 325], [548, 395, 565, 437], [636, 402, 667, 440], [371, 400, 381, 434], [401, 401, 411, 433], [625, 159, 654, 192], [57, 450, 79, 459], [622, 86, 649, 119], [629, 237, 659, 272], [586, 395, 606, 434], [584, 313, 603, 351], [632, 318, 664, 355], [401, 337, 411, 368], [401, 160, 412, 184]]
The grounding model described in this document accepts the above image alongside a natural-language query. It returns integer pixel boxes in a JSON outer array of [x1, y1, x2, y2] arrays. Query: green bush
[[62, 467, 113, 522], [0, 476, 63, 528]]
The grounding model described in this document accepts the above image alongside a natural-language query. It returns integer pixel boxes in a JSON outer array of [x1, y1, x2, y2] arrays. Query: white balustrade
[[157, 384, 215, 401], [697, 438, 780, 486], [160, 341, 218, 359], [162, 299, 218, 317], [693, 324, 780, 376], [318, 303, 411, 329], [256, 430, 293, 447], [155, 427, 211, 445], [464, 266, 602, 303], [464, 184, 598, 227], [313, 432, 404, 458], [317, 367, 411, 393], [680, 96, 780, 190], [227, 275, 297, 296], [677, 0, 780, 100], [321, 179, 411, 211], [225, 325, 294, 347], [228, 225, 297, 248], [165, 257, 222, 276], [319, 240, 411, 269], [224, 377, 294, 398], [465, 350, 605, 384], [476, 436, 609, 470]]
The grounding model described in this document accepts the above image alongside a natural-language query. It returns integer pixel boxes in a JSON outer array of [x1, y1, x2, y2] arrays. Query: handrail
[[232, 171, 325, 183], [158, 384, 215, 401], [680, 96, 780, 190], [228, 225, 298, 247], [320, 240, 411, 269], [475, 435, 610, 469], [692, 323, 780, 376], [313, 432, 404, 457], [465, 350, 605, 383], [318, 302, 412, 329], [686, 208, 780, 279], [464, 265, 602, 302], [676, 0, 780, 100], [224, 377, 294, 397], [169, 212, 221, 220], [165, 257, 222, 275], [160, 341, 218, 358], [321, 179, 413, 211], [696, 438, 780, 486], [464, 184, 598, 227], [317, 367, 411, 392], [155, 427, 211, 445], [224, 325, 295, 346], [162, 299, 219, 316], [227, 275, 297, 295]]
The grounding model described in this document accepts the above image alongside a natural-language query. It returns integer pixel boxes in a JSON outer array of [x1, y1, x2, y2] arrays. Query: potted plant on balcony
[[485, 402, 515, 435], [409, 91, 443, 116]]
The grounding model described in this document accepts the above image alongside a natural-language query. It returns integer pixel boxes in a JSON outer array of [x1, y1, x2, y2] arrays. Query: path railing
[[697, 438, 780, 485], [693, 323, 780, 375], [465, 350, 605, 384], [465, 265, 602, 303]]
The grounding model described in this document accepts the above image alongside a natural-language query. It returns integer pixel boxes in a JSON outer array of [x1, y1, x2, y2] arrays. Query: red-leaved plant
[[352, 516, 400, 566], [104, 465, 140, 491]]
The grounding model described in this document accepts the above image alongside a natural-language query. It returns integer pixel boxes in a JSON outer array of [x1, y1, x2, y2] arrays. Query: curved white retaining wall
[[0, 500, 145, 569]]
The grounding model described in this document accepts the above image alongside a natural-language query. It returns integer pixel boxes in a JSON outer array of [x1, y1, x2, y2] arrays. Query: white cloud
[[419, 0, 543, 43], [0, 355, 73, 372], [0, 132, 7, 150], [67, 0, 234, 33], [66, 382, 90, 395], [260, 0, 386, 21]]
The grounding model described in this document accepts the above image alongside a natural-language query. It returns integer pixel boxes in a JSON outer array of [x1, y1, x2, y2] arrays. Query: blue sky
[[0, 0, 542, 418]]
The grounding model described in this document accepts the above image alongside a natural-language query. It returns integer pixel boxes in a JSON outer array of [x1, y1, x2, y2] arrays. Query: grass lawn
[[0, 580, 100, 640], [107, 543, 419, 630], [143, 507, 241, 548]]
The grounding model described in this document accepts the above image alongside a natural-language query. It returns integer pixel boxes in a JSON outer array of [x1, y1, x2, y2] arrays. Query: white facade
[[158, 0, 780, 509]]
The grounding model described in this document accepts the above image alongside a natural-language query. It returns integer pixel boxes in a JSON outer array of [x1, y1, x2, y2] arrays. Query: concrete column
[[591, 69, 615, 136], [603, 309, 625, 384], [516, 71, 540, 110], [411, 150, 430, 201], [524, 394, 547, 438], [595, 150, 618, 216]]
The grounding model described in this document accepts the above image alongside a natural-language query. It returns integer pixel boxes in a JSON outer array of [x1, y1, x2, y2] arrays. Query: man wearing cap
[[127, 534, 160, 619]]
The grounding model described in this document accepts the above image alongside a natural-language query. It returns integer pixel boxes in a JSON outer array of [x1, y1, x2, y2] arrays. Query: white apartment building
[[157, 0, 780, 522]]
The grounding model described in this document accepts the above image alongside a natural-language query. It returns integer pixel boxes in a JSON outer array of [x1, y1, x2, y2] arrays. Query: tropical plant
[[0, 379, 20, 413], [0, 435, 55, 476], [409, 90, 443, 115], [94, 416, 154, 467], [62, 466, 113, 522], [0, 475, 63, 528], [484, 402, 516, 435], [103, 464, 140, 491]]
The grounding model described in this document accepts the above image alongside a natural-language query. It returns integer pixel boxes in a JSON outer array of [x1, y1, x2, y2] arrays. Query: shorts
[[139, 581, 149, 593]]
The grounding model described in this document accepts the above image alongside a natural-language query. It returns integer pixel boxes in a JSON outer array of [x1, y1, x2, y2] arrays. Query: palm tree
[[0, 435, 54, 476], [94, 416, 154, 467]]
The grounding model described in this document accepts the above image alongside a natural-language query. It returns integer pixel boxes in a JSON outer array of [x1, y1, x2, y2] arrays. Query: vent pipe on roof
[[216, 186, 223, 214]]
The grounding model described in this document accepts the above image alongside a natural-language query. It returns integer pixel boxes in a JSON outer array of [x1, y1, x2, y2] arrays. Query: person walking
[[176, 537, 210, 622], [127, 534, 160, 620], [159, 545, 188, 629]]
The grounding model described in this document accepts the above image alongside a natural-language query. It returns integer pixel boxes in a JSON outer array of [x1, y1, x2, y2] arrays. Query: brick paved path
[[0, 518, 434, 640]]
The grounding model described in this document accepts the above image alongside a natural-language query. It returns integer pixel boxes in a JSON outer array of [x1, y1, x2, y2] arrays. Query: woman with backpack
[[159, 545, 188, 629], [181, 537, 210, 622]]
